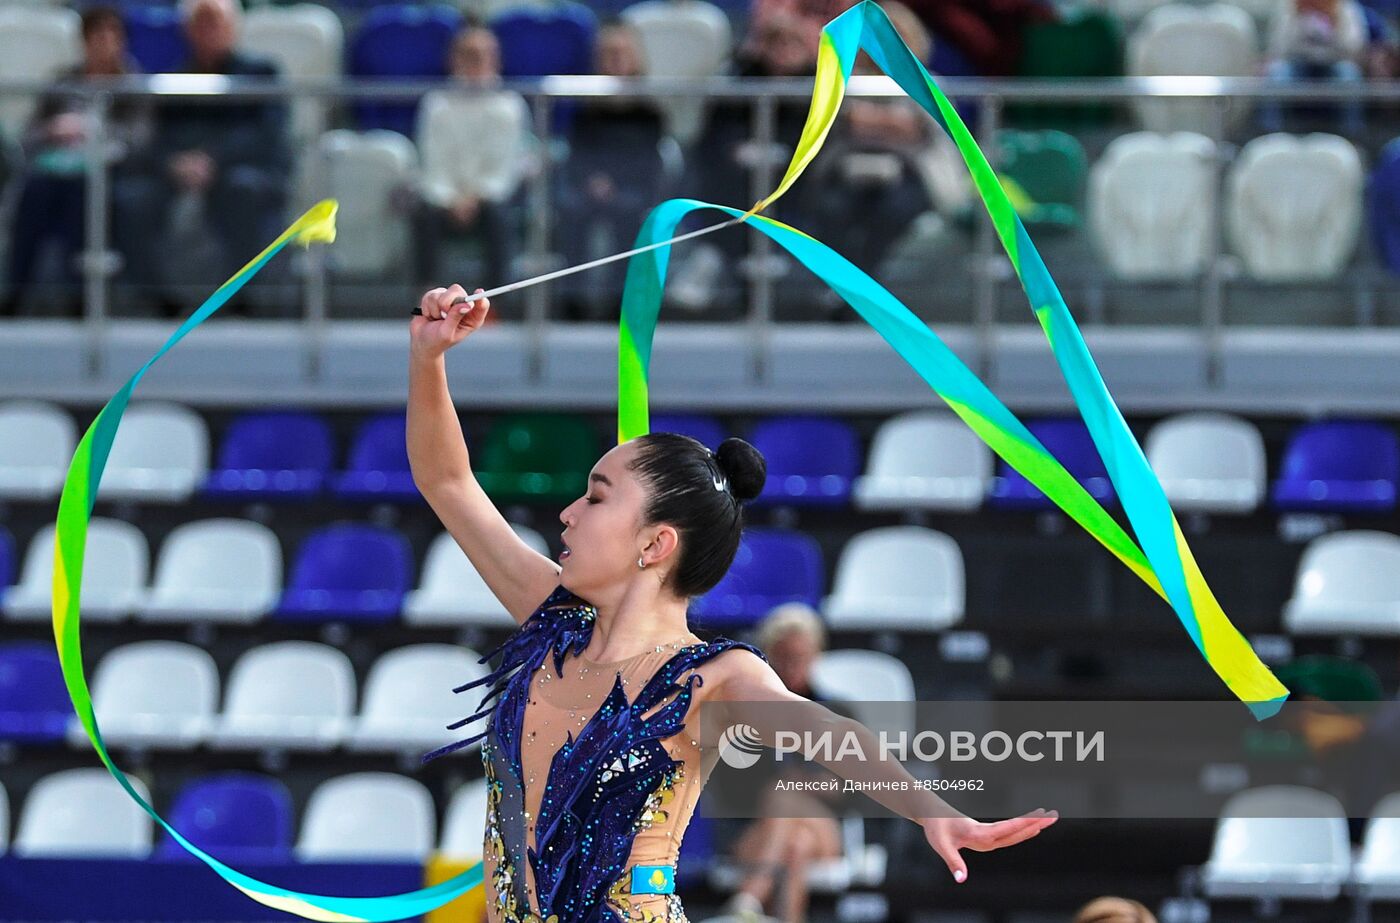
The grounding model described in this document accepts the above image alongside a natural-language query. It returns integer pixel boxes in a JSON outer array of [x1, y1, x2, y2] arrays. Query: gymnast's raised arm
[[407, 283, 561, 625]]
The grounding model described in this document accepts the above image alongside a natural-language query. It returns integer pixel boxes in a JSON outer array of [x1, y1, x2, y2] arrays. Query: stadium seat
[[156, 774, 295, 863], [0, 400, 75, 500], [822, 526, 965, 632], [1145, 412, 1265, 513], [14, 768, 152, 858], [1227, 134, 1363, 281], [1368, 138, 1400, 275], [211, 641, 355, 751], [296, 773, 436, 861], [474, 412, 599, 504], [347, 4, 461, 135], [0, 6, 79, 139], [1014, 8, 1122, 128], [122, 5, 187, 73], [988, 418, 1116, 510], [71, 641, 218, 749], [4, 518, 148, 622], [690, 528, 825, 629], [0, 642, 70, 744], [491, 1, 597, 77], [303, 130, 418, 278], [1283, 531, 1400, 636], [241, 4, 344, 144], [747, 415, 860, 508], [648, 413, 728, 451], [203, 411, 335, 500], [809, 649, 915, 740], [332, 413, 419, 501], [1127, 4, 1258, 134], [275, 524, 412, 622], [404, 525, 551, 627], [347, 644, 490, 753], [439, 778, 488, 859], [1274, 654, 1383, 702], [852, 411, 991, 512], [1354, 791, 1400, 900], [140, 519, 281, 625], [1200, 786, 1351, 901], [1271, 420, 1398, 512], [623, 0, 732, 142], [1089, 132, 1218, 280], [997, 130, 1089, 230], [95, 402, 210, 503]]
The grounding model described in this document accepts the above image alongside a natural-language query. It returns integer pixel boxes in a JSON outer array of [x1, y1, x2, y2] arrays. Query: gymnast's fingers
[[439, 283, 467, 319], [418, 287, 447, 319]]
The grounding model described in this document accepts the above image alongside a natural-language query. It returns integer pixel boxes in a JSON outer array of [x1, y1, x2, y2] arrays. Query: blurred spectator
[[556, 21, 665, 322], [412, 24, 528, 292], [900, 0, 1054, 76], [1071, 896, 1159, 923], [745, 0, 858, 59], [116, 0, 290, 311], [722, 603, 844, 923], [2, 6, 150, 316], [1261, 0, 1369, 133]]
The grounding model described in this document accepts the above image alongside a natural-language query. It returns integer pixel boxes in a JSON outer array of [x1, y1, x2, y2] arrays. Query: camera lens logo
[[718, 724, 764, 769]]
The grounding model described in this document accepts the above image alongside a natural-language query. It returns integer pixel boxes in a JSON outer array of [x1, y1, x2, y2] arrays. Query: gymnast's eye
[[586, 496, 599, 505]]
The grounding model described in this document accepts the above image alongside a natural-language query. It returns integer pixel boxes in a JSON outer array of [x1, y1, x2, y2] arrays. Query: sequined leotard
[[423, 584, 767, 922]]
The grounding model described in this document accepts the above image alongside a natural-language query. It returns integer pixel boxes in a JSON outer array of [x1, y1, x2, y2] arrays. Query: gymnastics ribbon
[[51, 200, 485, 922], [617, 0, 1289, 718]]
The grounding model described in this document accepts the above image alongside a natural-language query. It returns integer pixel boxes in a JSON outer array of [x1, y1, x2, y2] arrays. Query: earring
[[638, 555, 646, 569]]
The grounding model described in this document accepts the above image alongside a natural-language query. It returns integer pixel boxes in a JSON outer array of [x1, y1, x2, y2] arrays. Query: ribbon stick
[[52, 200, 485, 921], [618, 1, 1288, 718]]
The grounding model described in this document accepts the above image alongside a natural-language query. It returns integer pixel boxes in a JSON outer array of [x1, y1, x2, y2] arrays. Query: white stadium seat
[[241, 4, 344, 145], [823, 526, 964, 632], [5, 519, 148, 622], [211, 642, 354, 751], [405, 525, 549, 627], [347, 644, 490, 753], [439, 778, 489, 860], [1354, 791, 1400, 900], [1089, 132, 1217, 280], [14, 768, 152, 858], [0, 6, 80, 139], [809, 649, 916, 741], [69, 641, 218, 749], [296, 773, 435, 861], [1146, 412, 1265, 513], [1127, 4, 1259, 134], [301, 130, 417, 277], [1283, 531, 1400, 637], [623, 0, 732, 143], [1201, 785, 1351, 901], [140, 519, 281, 625], [96, 402, 210, 503], [852, 412, 991, 513], [0, 401, 75, 500], [1227, 133, 1363, 281]]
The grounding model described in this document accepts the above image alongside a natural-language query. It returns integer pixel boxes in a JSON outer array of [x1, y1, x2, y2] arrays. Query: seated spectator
[[744, 0, 858, 60], [412, 24, 529, 294], [116, 0, 290, 313], [2, 6, 150, 316], [900, 0, 1054, 77], [1261, 0, 1369, 134], [556, 21, 666, 322], [1072, 896, 1159, 923]]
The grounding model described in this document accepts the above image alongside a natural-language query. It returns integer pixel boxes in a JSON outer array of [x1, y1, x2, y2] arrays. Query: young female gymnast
[[409, 284, 1058, 922]]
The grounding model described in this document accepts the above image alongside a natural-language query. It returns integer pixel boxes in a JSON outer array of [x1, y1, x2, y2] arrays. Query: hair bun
[[715, 437, 766, 503]]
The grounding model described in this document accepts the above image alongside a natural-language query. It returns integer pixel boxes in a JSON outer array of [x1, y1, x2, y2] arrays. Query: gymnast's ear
[[640, 522, 681, 567]]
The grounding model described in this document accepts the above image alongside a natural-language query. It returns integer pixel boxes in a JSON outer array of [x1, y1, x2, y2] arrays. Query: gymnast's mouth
[[559, 538, 571, 562]]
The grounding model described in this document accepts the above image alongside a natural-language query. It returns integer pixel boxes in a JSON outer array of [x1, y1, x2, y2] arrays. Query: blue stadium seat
[[491, 2, 597, 77], [649, 413, 727, 451], [0, 643, 71, 744], [1368, 138, 1400, 275], [348, 4, 461, 135], [747, 415, 860, 508], [1272, 420, 1399, 513], [276, 524, 412, 622], [122, 5, 188, 74], [332, 413, 419, 502], [204, 411, 334, 500], [0, 526, 13, 601], [988, 417, 1116, 510], [690, 528, 825, 629], [156, 773, 294, 863]]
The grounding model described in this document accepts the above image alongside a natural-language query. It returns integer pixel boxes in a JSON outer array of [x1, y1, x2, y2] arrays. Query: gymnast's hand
[[921, 808, 1058, 884], [410, 285, 491, 360]]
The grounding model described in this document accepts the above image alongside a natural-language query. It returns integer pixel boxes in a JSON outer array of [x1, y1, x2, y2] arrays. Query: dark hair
[[81, 6, 124, 39], [628, 433, 766, 598]]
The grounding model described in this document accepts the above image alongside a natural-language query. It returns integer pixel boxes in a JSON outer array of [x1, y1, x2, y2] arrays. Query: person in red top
[[899, 0, 1054, 75]]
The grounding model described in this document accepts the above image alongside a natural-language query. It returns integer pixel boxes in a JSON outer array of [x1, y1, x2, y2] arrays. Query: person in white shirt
[[1261, 0, 1369, 133], [412, 24, 529, 290]]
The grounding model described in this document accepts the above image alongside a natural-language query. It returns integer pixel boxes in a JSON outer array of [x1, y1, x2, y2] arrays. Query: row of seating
[[0, 639, 913, 750], [8, 400, 1400, 514]]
